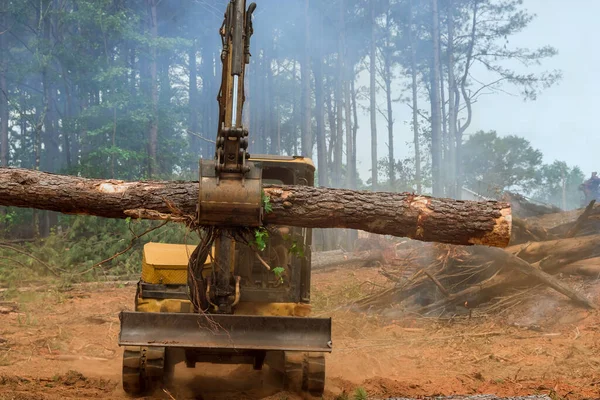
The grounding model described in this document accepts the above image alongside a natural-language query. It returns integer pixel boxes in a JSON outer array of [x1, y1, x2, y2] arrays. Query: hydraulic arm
[[197, 0, 260, 314], [215, 0, 256, 177]]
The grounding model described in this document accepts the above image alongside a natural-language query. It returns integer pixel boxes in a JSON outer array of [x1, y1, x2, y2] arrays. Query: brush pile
[[354, 197, 600, 315]]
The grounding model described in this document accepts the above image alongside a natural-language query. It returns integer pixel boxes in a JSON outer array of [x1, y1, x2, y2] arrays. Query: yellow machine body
[[136, 155, 316, 318], [138, 242, 311, 317], [141, 243, 212, 285]]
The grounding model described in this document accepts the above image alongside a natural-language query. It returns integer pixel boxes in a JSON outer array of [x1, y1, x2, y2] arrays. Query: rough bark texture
[[0, 168, 512, 247]]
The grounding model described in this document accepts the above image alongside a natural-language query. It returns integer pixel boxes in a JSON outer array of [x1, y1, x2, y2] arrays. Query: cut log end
[[468, 207, 512, 248]]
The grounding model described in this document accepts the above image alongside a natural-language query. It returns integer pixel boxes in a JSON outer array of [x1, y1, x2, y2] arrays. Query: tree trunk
[[200, 45, 215, 158], [188, 41, 200, 160], [351, 78, 358, 186], [456, 2, 479, 191], [447, 0, 457, 198], [147, 0, 159, 178], [264, 52, 274, 154], [506, 234, 600, 272], [384, 48, 394, 190], [62, 67, 73, 170], [0, 3, 8, 168], [369, 2, 378, 190], [560, 257, 600, 277], [344, 79, 353, 189], [334, 51, 343, 187], [0, 167, 512, 247], [274, 59, 281, 154], [439, 55, 448, 194], [325, 85, 336, 169], [430, 0, 443, 196], [313, 24, 327, 187], [301, 0, 312, 158], [409, 0, 421, 194]]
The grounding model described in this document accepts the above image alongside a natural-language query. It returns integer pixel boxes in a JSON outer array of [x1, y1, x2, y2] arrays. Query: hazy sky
[[354, 0, 600, 184]]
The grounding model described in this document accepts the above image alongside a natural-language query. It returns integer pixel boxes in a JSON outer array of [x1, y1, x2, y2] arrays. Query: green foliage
[[353, 387, 368, 400], [281, 233, 305, 259], [462, 131, 543, 196], [272, 266, 285, 284], [262, 191, 273, 214], [289, 241, 304, 258], [532, 161, 585, 210], [0, 0, 563, 262], [0, 215, 196, 287], [253, 228, 269, 252]]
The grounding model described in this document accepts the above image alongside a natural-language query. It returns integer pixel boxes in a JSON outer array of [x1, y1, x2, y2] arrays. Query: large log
[[0, 168, 512, 247], [560, 257, 600, 277], [506, 234, 600, 272]]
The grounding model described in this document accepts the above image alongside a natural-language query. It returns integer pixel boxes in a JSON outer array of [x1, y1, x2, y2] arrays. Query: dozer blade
[[119, 311, 332, 353]]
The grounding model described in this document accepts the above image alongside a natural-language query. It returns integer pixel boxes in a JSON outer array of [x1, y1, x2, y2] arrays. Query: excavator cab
[[119, 156, 331, 396]]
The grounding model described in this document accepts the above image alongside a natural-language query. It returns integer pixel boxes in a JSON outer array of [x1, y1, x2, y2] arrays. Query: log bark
[[0, 168, 512, 247], [312, 249, 383, 270], [507, 234, 600, 272], [560, 257, 600, 277]]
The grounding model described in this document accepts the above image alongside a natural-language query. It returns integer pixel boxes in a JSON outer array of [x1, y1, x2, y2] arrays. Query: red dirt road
[[1, 267, 599, 399]]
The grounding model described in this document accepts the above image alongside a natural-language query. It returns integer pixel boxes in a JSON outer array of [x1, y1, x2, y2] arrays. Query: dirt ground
[[1, 266, 599, 400]]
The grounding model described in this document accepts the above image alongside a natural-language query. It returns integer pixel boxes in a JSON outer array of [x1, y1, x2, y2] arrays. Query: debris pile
[[354, 198, 600, 315]]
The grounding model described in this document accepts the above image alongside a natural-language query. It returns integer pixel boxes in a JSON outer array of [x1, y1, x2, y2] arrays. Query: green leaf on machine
[[272, 266, 285, 284], [254, 228, 269, 252], [261, 191, 273, 214], [289, 241, 304, 258]]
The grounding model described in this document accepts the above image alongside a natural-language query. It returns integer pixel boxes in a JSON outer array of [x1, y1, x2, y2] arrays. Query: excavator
[[118, 0, 331, 397]]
